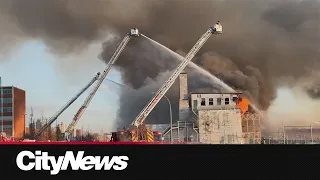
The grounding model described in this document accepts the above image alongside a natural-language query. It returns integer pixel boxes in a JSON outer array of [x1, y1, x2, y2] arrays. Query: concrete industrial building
[[242, 113, 261, 144], [0, 86, 26, 138], [162, 72, 199, 143], [179, 71, 190, 121], [190, 92, 244, 144], [162, 72, 261, 144]]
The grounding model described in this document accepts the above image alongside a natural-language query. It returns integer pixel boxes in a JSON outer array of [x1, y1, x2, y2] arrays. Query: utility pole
[[310, 124, 313, 144], [0, 77, 3, 133], [282, 122, 285, 144], [30, 107, 35, 137], [81, 126, 83, 141]]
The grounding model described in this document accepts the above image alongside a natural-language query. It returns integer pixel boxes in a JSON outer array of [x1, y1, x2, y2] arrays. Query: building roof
[[189, 92, 242, 95], [0, 86, 25, 91]]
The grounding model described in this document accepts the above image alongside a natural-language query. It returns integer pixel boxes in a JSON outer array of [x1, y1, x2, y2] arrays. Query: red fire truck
[[110, 129, 163, 142], [153, 131, 163, 142]]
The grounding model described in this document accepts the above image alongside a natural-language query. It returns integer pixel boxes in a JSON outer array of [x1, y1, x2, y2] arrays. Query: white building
[[162, 72, 248, 144], [190, 93, 244, 144]]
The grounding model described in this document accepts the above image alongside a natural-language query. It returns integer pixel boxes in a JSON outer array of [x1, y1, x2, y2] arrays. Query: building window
[[1, 89, 12, 94], [201, 98, 206, 106], [217, 98, 222, 105], [0, 125, 12, 131], [209, 98, 214, 105], [225, 98, 229, 105], [0, 98, 12, 103], [233, 97, 238, 102], [2, 107, 12, 112], [193, 100, 198, 111]]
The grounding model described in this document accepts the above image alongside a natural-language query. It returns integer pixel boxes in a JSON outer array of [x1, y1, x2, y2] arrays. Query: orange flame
[[237, 97, 249, 119]]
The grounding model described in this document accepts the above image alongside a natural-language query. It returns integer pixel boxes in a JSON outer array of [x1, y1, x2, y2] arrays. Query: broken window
[[233, 97, 238, 102], [217, 98, 222, 105], [201, 98, 206, 106], [225, 98, 229, 105], [209, 98, 214, 105]]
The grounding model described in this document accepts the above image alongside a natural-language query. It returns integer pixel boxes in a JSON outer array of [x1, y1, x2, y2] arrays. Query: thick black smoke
[[302, 72, 320, 99], [0, 0, 320, 127], [306, 85, 320, 99], [98, 0, 320, 127]]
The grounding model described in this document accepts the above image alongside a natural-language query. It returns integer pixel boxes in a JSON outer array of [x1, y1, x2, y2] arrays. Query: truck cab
[[153, 131, 163, 142]]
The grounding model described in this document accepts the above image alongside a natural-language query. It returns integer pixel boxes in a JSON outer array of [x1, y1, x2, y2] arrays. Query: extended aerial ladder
[[34, 72, 101, 138], [63, 28, 140, 140], [131, 22, 223, 142]]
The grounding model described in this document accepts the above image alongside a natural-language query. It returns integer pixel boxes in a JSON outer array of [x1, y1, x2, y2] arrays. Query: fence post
[[311, 125, 313, 144]]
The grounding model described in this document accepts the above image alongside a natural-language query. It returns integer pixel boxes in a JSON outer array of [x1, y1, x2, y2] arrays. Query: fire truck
[[153, 131, 163, 142], [0, 132, 16, 142], [110, 128, 163, 142]]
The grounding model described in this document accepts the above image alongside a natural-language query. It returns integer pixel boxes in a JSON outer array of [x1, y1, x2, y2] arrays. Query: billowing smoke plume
[[306, 85, 320, 99], [300, 71, 320, 99], [1, 0, 320, 128]]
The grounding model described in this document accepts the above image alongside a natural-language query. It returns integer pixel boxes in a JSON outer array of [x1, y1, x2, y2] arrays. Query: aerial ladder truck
[[34, 72, 101, 139], [130, 22, 223, 142], [63, 28, 140, 141]]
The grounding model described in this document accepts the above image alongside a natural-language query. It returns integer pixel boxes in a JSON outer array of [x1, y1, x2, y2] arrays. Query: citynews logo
[[16, 151, 129, 175]]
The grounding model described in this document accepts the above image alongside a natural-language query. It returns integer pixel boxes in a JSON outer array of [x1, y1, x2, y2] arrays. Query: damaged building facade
[[162, 72, 261, 144], [190, 93, 244, 144]]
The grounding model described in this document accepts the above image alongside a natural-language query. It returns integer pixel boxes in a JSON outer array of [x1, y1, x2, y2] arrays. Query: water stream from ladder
[[140, 34, 261, 114]]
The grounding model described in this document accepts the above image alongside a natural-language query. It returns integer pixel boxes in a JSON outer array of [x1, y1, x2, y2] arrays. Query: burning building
[[162, 72, 261, 144], [189, 92, 244, 144]]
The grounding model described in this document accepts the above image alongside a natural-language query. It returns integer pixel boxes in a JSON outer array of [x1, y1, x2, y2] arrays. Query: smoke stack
[[179, 71, 190, 121]]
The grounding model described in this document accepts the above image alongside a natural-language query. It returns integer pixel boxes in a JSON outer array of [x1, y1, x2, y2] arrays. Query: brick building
[[0, 86, 26, 138]]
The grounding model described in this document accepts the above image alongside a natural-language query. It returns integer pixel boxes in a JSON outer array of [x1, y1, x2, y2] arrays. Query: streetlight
[[150, 92, 172, 142], [282, 122, 285, 144], [161, 94, 173, 143]]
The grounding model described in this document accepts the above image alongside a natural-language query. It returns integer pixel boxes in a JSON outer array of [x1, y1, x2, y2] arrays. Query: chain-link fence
[[161, 121, 320, 144], [262, 125, 320, 144]]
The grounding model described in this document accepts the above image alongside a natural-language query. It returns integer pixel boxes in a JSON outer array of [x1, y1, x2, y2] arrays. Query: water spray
[[141, 34, 261, 114]]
